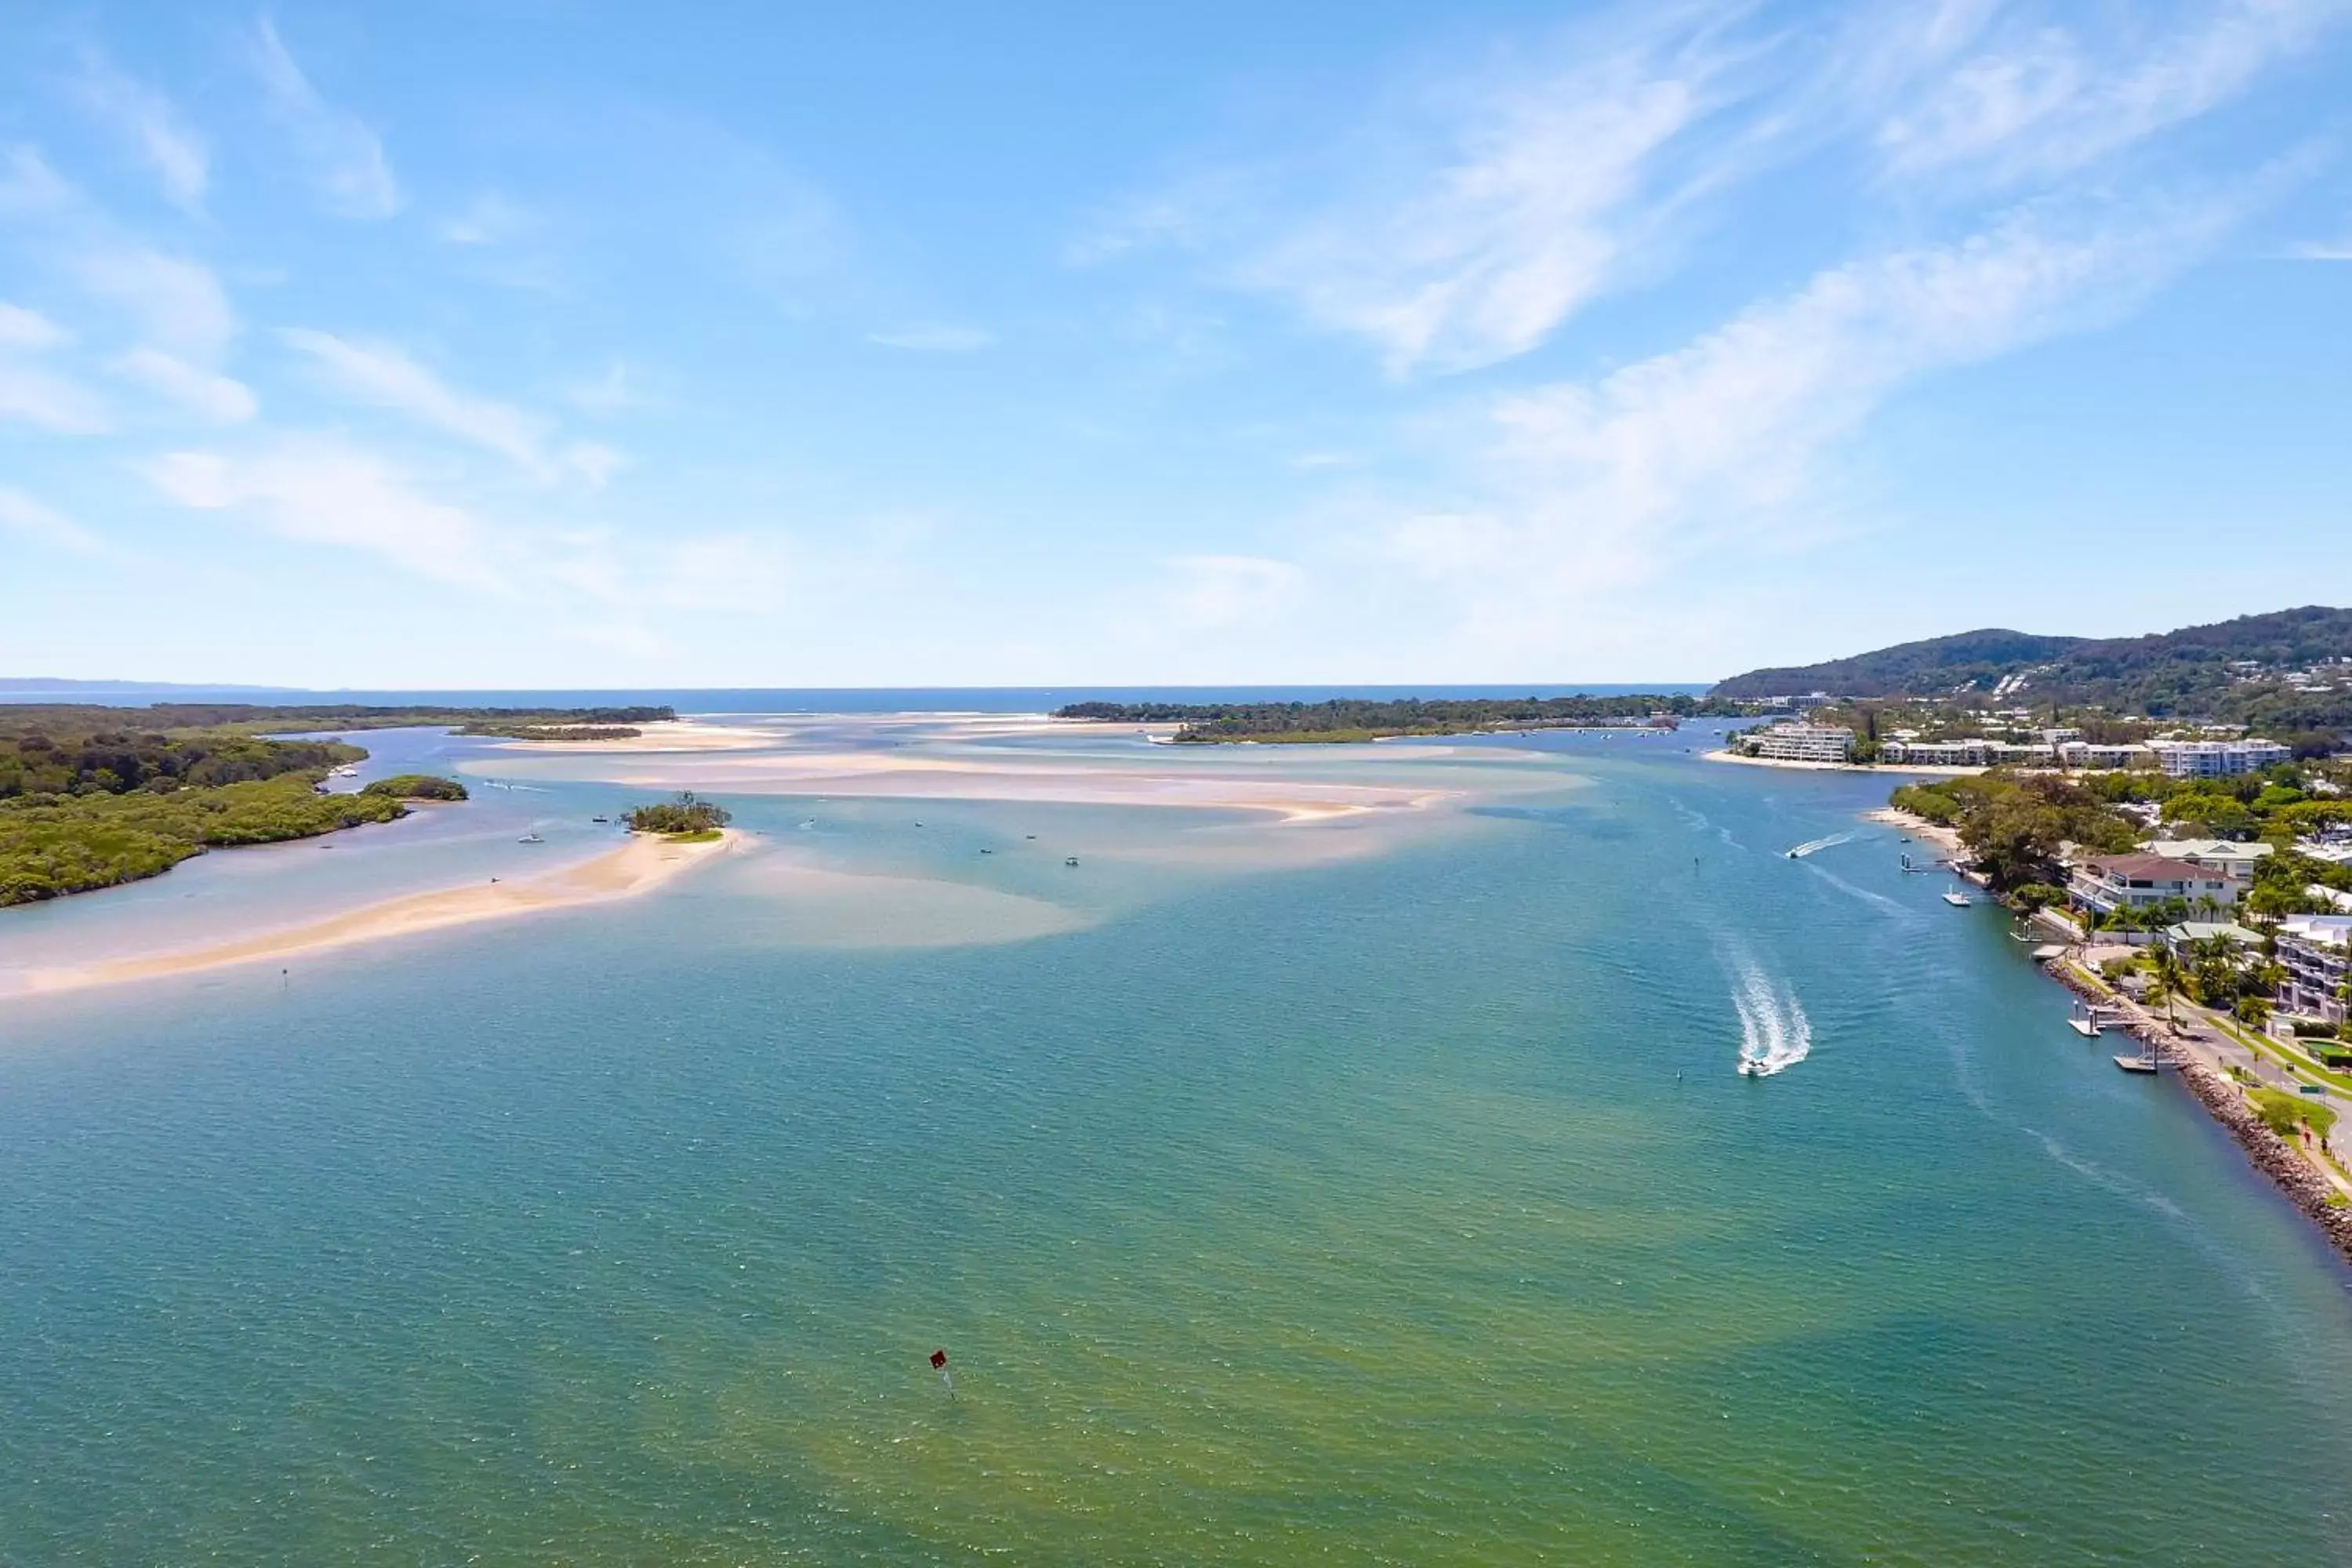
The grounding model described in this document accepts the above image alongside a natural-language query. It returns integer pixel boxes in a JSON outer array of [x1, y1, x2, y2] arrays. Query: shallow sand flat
[[496, 746, 1470, 822], [9, 831, 738, 1001], [720, 852, 1091, 949]]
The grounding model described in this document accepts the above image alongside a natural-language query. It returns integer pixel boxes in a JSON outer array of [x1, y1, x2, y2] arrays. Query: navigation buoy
[[931, 1348, 955, 1399]]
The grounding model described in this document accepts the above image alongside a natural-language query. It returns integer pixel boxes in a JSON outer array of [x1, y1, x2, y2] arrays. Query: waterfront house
[[2146, 838, 2273, 880], [2067, 853, 2244, 919], [2275, 915, 2351, 1025], [2161, 921, 2263, 958]]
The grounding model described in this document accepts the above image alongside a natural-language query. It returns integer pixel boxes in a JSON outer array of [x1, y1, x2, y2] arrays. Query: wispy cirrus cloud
[[71, 50, 208, 213], [249, 19, 400, 220], [111, 347, 256, 423], [0, 303, 71, 353], [0, 485, 116, 557], [73, 245, 237, 358], [144, 435, 502, 590], [0, 301, 108, 433], [280, 328, 614, 484], [1377, 180, 2279, 660], [1875, 0, 2352, 187], [0, 144, 76, 216], [1085, 0, 2350, 383], [1083, 5, 1759, 378]]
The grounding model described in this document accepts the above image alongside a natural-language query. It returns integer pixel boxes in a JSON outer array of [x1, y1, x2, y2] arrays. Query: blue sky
[[2, 1, 2349, 688]]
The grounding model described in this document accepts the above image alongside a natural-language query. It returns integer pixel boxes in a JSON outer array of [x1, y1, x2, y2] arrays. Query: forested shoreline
[[1054, 695, 1734, 743], [0, 705, 521, 906]]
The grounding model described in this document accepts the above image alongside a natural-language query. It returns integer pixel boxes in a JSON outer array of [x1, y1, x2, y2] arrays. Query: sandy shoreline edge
[[11, 829, 739, 1003]]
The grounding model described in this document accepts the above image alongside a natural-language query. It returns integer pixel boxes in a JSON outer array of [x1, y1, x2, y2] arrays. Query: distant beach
[[9, 829, 736, 1002]]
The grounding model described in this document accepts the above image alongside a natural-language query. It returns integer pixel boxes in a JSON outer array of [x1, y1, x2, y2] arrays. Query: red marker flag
[[930, 1349, 948, 1370]]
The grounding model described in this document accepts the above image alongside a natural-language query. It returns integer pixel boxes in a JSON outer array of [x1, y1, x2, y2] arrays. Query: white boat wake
[[1782, 831, 1854, 858], [1731, 961, 1813, 1078]]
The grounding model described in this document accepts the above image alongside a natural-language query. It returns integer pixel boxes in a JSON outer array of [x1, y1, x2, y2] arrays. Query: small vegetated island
[[1054, 695, 1738, 743], [0, 702, 671, 906], [622, 793, 731, 840]]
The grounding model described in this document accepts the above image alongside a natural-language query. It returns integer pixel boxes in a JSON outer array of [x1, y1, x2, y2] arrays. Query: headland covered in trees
[[1711, 605, 2352, 734], [1054, 695, 1739, 743], [0, 702, 659, 906]]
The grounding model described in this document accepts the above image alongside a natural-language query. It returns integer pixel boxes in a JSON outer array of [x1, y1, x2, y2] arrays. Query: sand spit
[[12, 830, 738, 1002]]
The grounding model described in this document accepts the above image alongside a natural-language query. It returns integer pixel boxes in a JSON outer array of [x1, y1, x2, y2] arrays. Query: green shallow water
[[3, 734, 2349, 1563]]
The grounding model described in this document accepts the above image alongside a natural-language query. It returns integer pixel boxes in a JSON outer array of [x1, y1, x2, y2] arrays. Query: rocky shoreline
[[2043, 959, 2352, 1261]]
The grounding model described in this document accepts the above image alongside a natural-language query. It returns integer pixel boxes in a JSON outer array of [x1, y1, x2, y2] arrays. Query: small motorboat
[[1065, 856, 1080, 867], [591, 815, 609, 823], [518, 833, 544, 844]]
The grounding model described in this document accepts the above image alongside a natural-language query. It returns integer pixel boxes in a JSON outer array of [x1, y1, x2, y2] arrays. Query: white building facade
[[1747, 724, 1854, 763]]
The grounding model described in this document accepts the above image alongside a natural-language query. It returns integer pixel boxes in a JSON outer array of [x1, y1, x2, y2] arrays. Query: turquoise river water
[[2, 718, 2348, 1563]]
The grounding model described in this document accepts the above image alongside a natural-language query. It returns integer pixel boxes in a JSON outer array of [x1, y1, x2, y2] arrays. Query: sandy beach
[[12, 830, 737, 1002], [1865, 806, 1965, 856]]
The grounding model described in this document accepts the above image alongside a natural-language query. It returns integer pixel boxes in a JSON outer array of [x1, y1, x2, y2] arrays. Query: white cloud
[[1085, 0, 2344, 383], [2282, 237, 2352, 260], [74, 53, 208, 213], [0, 363, 109, 434], [562, 441, 625, 486], [280, 330, 622, 485], [561, 361, 648, 416], [1876, 0, 2352, 186], [437, 191, 531, 245], [143, 436, 501, 590], [0, 485, 112, 556], [1382, 190, 2263, 645], [1161, 554, 1301, 630], [278, 329, 546, 472], [249, 19, 401, 220], [74, 246, 236, 358], [0, 144, 76, 216], [111, 347, 257, 423], [0, 303, 71, 352], [1082, 7, 1768, 377], [868, 324, 997, 352]]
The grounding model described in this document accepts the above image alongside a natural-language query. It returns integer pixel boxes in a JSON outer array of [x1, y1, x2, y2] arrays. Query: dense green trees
[[1, 773, 409, 906], [1055, 695, 1733, 742], [1713, 605, 2352, 727], [1889, 771, 2138, 891], [623, 793, 731, 834], [359, 775, 470, 800]]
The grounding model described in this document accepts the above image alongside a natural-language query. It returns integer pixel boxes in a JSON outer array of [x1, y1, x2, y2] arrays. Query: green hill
[[1711, 606, 2352, 727]]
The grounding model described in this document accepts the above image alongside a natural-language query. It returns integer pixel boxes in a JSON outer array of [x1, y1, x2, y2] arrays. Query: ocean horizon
[[0, 683, 1718, 710]]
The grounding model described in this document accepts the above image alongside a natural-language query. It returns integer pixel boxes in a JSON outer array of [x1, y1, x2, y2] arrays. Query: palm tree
[[2147, 947, 2186, 1032]]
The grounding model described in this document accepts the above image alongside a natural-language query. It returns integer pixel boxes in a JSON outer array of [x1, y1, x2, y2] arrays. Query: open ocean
[[3, 708, 2348, 1563]]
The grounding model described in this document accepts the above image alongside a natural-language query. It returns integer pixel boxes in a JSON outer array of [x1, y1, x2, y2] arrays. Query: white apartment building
[[2276, 915, 2351, 1025], [1880, 738, 2052, 766], [1747, 724, 1853, 763], [2056, 741, 2156, 770], [2148, 739, 2292, 777]]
